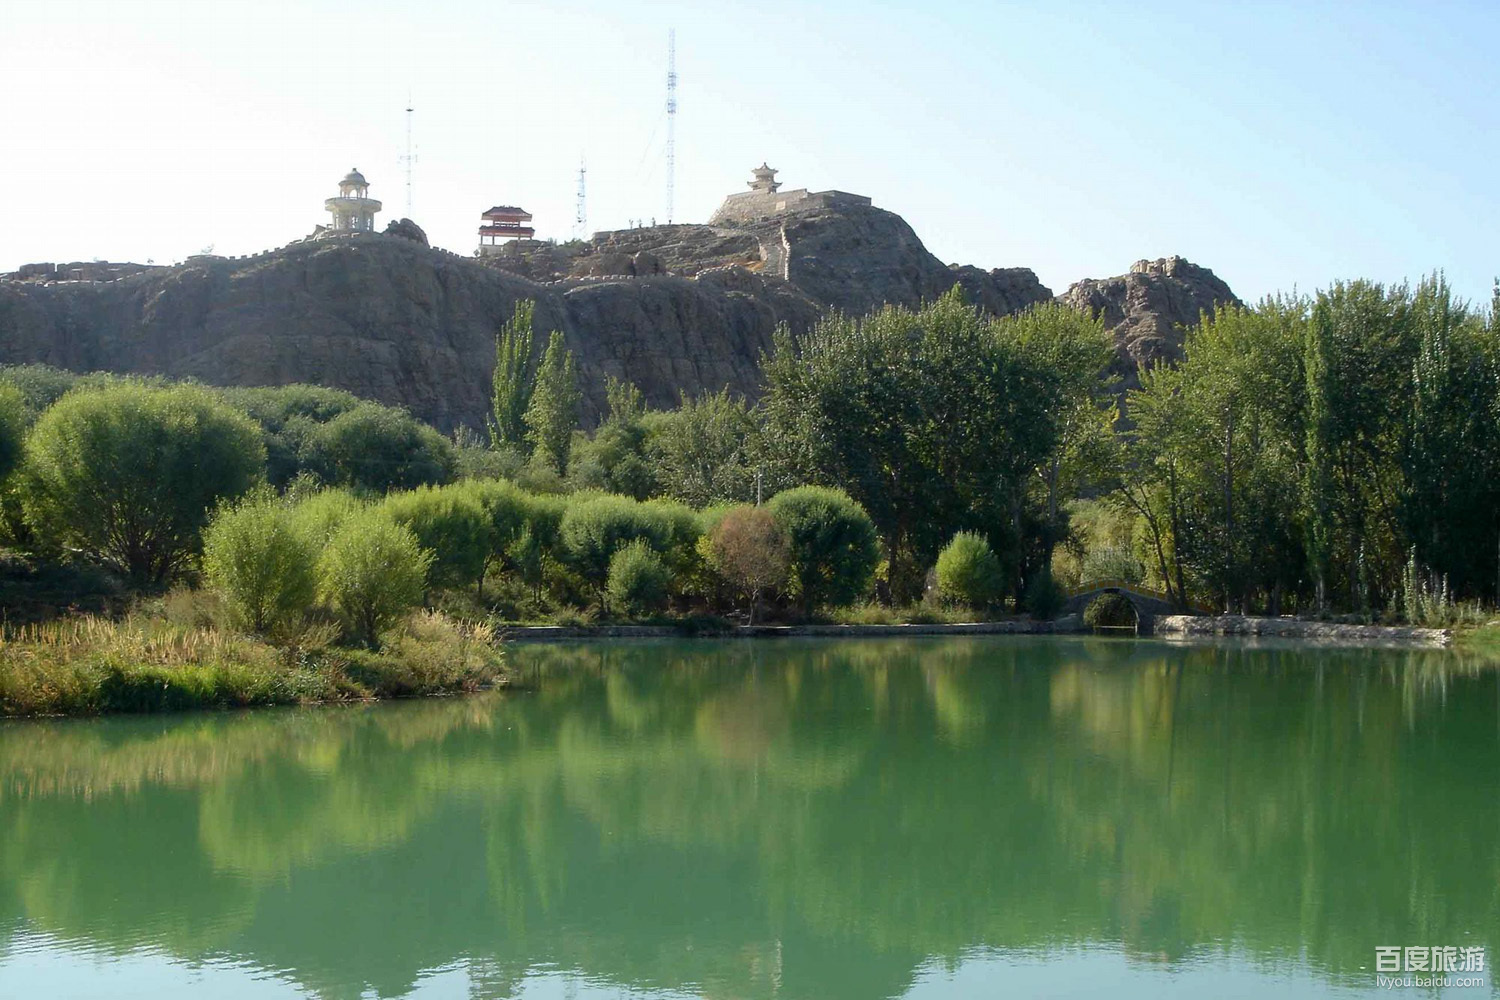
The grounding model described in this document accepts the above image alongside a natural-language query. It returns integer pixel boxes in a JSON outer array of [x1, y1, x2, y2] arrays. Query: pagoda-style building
[[478, 206, 535, 255], [324, 168, 381, 232]]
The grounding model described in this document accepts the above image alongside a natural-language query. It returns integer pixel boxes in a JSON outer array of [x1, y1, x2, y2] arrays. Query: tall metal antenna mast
[[575, 159, 588, 241], [400, 95, 416, 216], [665, 28, 677, 224]]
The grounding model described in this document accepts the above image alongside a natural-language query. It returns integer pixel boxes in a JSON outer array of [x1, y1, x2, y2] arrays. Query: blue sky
[[2, 0, 1496, 304]]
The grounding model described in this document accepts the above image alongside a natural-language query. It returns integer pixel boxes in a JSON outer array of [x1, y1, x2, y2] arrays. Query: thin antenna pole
[[401, 94, 416, 217], [665, 28, 676, 224], [575, 158, 588, 241]]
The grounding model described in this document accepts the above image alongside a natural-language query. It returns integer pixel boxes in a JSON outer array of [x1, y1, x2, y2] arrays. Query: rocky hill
[[1058, 256, 1241, 389], [0, 197, 1238, 430]]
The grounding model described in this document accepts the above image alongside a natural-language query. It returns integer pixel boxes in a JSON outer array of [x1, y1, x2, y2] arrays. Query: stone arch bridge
[[1060, 580, 1213, 634]]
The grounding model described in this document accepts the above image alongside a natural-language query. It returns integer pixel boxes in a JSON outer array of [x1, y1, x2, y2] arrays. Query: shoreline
[[500, 616, 1455, 648], [1154, 614, 1451, 647]]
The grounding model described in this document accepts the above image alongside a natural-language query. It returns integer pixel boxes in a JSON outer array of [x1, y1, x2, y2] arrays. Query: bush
[[1080, 543, 1146, 585], [708, 506, 789, 624], [935, 531, 1004, 607], [20, 383, 266, 583], [1083, 592, 1137, 628], [317, 510, 433, 647], [299, 403, 457, 494], [0, 363, 81, 422], [289, 488, 364, 546], [644, 388, 760, 506], [0, 385, 25, 484], [558, 493, 678, 594], [642, 497, 704, 581], [202, 488, 317, 635], [217, 384, 363, 486], [1022, 568, 1065, 619], [606, 540, 671, 617], [380, 484, 494, 594], [767, 486, 880, 614]]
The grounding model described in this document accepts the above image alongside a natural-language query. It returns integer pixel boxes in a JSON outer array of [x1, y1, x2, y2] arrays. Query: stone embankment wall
[[1155, 615, 1451, 646]]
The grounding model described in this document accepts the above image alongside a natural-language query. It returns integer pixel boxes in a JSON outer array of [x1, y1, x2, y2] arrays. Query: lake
[[0, 636, 1495, 998]]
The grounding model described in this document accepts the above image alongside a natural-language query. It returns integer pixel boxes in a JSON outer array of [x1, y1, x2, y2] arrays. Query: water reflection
[[0, 637, 1496, 998]]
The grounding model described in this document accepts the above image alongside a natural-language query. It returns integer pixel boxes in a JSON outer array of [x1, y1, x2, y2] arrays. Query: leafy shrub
[[20, 384, 266, 583], [202, 488, 317, 634], [217, 384, 363, 486], [1083, 592, 1136, 628], [289, 488, 364, 546], [606, 540, 671, 616], [1080, 543, 1146, 585], [767, 486, 879, 614], [299, 403, 457, 494], [708, 506, 789, 624], [935, 532, 1004, 607], [1022, 568, 1065, 619], [644, 388, 760, 506], [642, 497, 703, 581], [0, 385, 25, 483], [317, 510, 432, 647], [380, 484, 493, 594], [0, 363, 81, 422], [559, 493, 678, 594]]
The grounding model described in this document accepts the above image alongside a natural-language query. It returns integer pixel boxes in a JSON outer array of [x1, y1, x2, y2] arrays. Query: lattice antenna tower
[[575, 159, 588, 241], [665, 28, 676, 224], [400, 94, 417, 216]]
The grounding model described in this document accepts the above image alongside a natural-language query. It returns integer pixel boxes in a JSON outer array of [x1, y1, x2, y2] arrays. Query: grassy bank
[[1453, 621, 1500, 656], [0, 610, 505, 718]]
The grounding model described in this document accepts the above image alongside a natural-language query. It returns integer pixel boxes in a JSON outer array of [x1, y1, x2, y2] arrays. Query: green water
[[1, 637, 1496, 999]]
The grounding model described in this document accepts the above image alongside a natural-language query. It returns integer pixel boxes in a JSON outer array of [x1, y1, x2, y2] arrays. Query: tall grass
[[0, 610, 505, 717]]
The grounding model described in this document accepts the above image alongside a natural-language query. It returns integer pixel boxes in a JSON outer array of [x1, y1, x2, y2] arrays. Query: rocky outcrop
[[949, 265, 1055, 318], [481, 208, 1055, 320], [383, 218, 429, 246], [0, 235, 820, 430], [1058, 256, 1241, 387]]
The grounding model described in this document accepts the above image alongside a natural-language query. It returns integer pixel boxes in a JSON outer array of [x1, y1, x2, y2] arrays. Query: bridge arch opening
[[1083, 591, 1139, 632]]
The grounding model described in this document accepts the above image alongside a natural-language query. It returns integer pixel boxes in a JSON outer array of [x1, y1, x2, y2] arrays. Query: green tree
[[20, 384, 266, 583], [299, 403, 457, 494], [1301, 281, 1414, 610], [288, 488, 364, 547], [202, 488, 317, 635], [380, 484, 494, 596], [524, 331, 581, 475], [606, 540, 671, 617], [996, 304, 1117, 567], [489, 300, 537, 451], [1403, 275, 1500, 602], [217, 384, 363, 487], [761, 291, 1056, 602], [766, 486, 879, 614], [569, 377, 657, 499], [935, 531, 1003, 608], [645, 388, 761, 506], [0, 385, 26, 484], [317, 509, 432, 647], [558, 494, 681, 602]]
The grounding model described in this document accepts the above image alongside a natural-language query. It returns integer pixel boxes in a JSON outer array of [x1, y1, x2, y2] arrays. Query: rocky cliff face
[[0, 236, 820, 429], [0, 201, 1236, 430], [1058, 256, 1241, 387]]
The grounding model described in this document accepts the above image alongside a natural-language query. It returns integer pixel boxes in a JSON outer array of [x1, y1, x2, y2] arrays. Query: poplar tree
[[488, 300, 536, 451], [524, 331, 581, 475]]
